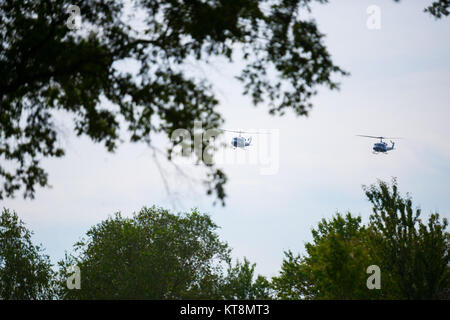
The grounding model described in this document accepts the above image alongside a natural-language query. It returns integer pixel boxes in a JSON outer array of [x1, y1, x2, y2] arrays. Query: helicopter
[[357, 135, 401, 154], [220, 129, 268, 149]]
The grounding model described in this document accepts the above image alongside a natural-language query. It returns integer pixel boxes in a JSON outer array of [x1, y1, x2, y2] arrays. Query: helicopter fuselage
[[357, 135, 398, 154], [373, 141, 394, 153], [231, 136, 251, 148]]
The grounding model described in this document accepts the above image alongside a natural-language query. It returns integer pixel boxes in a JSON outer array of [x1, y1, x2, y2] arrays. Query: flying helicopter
[[357, 135, 401, 154], [220, 129, 269, 149]]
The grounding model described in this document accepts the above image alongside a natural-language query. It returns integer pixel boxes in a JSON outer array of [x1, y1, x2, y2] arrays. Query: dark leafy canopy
[[0, 205, 269, 300], [425, 0, 450, 18], [273, 180, 449, 299], [222, 258, 272, 299], [302, 213, 379, 299], [0, 179, 448, 300], [392, 0, 450, 18], [0, 0, 350, 204], [0, 208, 55, 299], [272, 213, 380, 299], [364, 179, 450, 299], [58, 206, 233, 299], [0, 1, 446, 204]]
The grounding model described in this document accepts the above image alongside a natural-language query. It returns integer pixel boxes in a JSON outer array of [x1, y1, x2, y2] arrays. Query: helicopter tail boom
[[389, 140, 395, 150]]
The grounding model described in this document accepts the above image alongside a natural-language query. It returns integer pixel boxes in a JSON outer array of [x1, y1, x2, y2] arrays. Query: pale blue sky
[[2, 0, 450, 277]]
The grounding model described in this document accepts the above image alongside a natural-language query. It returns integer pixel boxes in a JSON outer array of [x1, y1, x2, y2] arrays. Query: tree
[[1, 1, 446, 204], [391, 0, 450, 18], [0, 0, 349, 205], [272, 213, 380, 299], [424, 0, 450, 18], [364, 178, 449, 299], [0, 208, 55, 299], [272, 179, 449, 300], [271, 251, 314, 299], [58, 206, 233, 299], [222, 258, 272, 299]]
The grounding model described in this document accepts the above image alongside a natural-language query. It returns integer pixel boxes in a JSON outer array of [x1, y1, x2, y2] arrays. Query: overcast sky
[[2, 0, 450, 277]]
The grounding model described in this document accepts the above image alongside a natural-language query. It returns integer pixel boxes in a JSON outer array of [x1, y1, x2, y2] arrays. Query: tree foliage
[[0, 178, 448, 299], [273, 213, 380, 299], [273, 180, 449, 300], [222, 258, 272, 299], [58, 206, 234, 299], [425, 0, 450, 18], [1, 205, 270, 300], [364, 178, 449, 299], [0, 208, 55, 299], [271, 251, 314, 299], [0, 0, 349, 204], [1, 0, 447, 204]]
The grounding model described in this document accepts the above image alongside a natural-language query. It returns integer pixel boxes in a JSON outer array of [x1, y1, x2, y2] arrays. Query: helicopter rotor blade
[[356, 135, 403, 140], [219, 129, 271, 134], [356, 135, 382, 139]]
